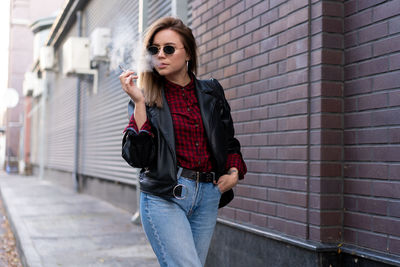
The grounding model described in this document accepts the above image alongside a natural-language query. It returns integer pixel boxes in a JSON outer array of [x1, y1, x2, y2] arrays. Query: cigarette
[[119, 64, 126, 72]]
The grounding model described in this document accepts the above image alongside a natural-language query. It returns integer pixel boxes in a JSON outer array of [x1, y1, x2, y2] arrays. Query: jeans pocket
[[214, 184, 222, 195]]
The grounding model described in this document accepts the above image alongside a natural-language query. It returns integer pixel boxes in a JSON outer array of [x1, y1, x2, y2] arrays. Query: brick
[[344, 163, 358, 178], [252, 53, 268, 68], [277, 115, 308, 131], [259, 173, 277, 187], [344, 9, 373, 32], [309, 210, 342, 226], [269, 100, 308, 118], [344, 112, 372, 128], [358, 92, 388, 111], [260, 63, 278, 79], [345, 147, 373, 161], [373, 146, 400, 162], [389, 16, 400, 34], [344, 0, 357, 16], [236, 209, 251, 223], [389, 128, 400, 143], [323, 17, 343, 33], [389, 238, 400, 254], [344, 196, 357, 211], [238, 32, 254, 49], [250, 213, 268, 228], [252, 0, 269, 17], [311, 163, 342, 177], [231, 0, 245, 16], [358, 197, 388, 216], [322, 1, 343, 17], [312, 98, 343, 113], [309, 226, 341, 243], [389, 53, 400, 71], [344, 179, 372, 195], [371, 109, 400, 126], [279, 0, 308, 17], [251, 106, 269, 120], [217, 31, 230, 46], [358, 57, 389, 77], [268, 161, 308, 176], [218, 8, 231, 24], [224, 17, 238, 32], [244, 69, 260, 83], [268, 189, 306, 207], [279, 22, 308, 45], [345, 45, 372, 64], [311, 114, 342, 129], [344, 212, 372, 230], [260, 36, 278, 53], [242, 147, 259, 159], [244, 43, 260, 58], [373, 35, 400, 56], [372, 181, 400, 198], [238, 8, 252, 25], [358, 21, 388, 43], [343, 228, 357, 243], [249, 159, 268, 173], [389, 164, 400, 180], [312, 82, 343, 98], [278, 84, 308, 102], [276, 176, 307, 191], [358, 0, 386, 11], [344, 78, 372, 96], [277, 147, 307, 160], [344, 31, 358, 49], [260, 118, 277, 132], [261, 8, 279, 26], [358, 231, 388, 251], [310, 194, 342, 209], [344, 129, 357, 144], [388, 201, 400, 218], [373, 0, 400, 22], [245, 16, 261, 32], [344, 64, 358, 80], [311, 146, 342, 161], [258, 200, 276, 215], [374, 71, 400, 91], [357, 128, 388, 144], [277, 205, 307, 223], [344, 97, 357, 112]]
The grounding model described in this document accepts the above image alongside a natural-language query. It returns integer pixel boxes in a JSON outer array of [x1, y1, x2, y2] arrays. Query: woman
[[120, 17, 246, 267]]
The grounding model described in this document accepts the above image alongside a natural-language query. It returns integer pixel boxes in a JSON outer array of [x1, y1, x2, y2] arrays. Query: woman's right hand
[[119, 70, 145, 103]]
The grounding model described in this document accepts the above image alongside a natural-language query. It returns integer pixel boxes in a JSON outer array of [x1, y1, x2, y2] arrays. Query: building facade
[[23, 0, 400, 266]]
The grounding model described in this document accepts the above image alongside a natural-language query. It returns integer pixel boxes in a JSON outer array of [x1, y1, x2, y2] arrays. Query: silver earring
[[186, 60, 189, 70]]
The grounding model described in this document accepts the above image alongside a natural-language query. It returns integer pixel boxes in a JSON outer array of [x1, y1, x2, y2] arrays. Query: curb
[[0, 183, 43, 267]]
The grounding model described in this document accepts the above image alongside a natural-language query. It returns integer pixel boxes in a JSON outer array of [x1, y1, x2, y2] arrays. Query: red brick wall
[[343, 0, 400, 255], [192, 0, 344, 243], [192, 0, 400, 256]]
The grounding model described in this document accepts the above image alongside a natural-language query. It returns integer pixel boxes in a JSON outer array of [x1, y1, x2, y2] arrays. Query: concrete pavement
[[0, 173, 158, 267]]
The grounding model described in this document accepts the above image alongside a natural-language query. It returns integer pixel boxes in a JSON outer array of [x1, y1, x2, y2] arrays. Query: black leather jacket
[[122, 77, 245, 208]]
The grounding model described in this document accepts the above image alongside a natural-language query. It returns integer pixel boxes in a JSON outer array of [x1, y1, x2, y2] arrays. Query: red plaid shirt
[[124, 77, 246, 179]]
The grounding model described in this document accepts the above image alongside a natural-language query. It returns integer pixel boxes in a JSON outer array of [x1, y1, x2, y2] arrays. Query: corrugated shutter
[[147, 0, 172, 27], [77, 0, 140, 182], [36, 0, 194, 183]]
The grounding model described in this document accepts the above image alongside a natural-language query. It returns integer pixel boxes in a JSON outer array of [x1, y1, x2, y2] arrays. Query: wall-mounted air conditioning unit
[[62, 37, 98, 94], [90, 27, 111, 61], [40, 46, 55, 70], [23, 72, 36, 96]]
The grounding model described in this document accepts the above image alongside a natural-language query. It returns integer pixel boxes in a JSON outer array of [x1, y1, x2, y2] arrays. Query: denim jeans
[[140, 174, 222, 267]]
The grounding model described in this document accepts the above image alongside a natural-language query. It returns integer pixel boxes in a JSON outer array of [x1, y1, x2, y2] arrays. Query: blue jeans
[[140, 175, 222, 267]]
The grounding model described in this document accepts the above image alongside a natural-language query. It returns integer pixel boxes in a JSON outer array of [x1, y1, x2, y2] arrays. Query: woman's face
[[150, 29, 189, 79]]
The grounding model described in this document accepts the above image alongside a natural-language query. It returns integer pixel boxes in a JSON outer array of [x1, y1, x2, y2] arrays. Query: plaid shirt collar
[[164, 76, 195, 93]]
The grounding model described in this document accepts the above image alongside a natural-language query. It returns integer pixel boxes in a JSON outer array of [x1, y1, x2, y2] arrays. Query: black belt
[[179, 167, 216, 183]]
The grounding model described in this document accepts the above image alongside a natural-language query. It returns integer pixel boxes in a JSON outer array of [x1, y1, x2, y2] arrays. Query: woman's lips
[[157, 63, 168, 69]]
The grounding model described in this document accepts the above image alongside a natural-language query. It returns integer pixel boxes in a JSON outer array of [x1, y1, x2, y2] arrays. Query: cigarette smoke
[[108, 20, 156, 74]]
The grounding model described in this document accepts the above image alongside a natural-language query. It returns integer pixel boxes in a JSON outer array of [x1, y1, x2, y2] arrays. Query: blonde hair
[[138, 17, 198, 108]]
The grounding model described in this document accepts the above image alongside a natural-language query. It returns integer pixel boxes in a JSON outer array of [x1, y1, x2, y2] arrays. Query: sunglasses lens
[[163, 46, 175, 55], [148, 46, 159, 55]]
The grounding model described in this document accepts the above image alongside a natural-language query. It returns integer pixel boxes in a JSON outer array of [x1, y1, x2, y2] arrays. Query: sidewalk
[[0, 173, 158, 267]]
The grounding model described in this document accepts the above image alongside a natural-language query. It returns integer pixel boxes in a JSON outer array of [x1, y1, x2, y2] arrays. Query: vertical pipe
[[73, 10, 82, 192], [39, 73, 47, 179], [306, 0, 312, 240]]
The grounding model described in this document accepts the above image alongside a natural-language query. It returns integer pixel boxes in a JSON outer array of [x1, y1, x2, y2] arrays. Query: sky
[[0, 0, 10, 93]]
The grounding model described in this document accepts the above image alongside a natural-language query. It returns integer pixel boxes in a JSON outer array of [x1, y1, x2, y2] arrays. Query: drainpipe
[[306, 0, 312, 240], [73, 10, 82, 192], [39, 73, 48, 179]]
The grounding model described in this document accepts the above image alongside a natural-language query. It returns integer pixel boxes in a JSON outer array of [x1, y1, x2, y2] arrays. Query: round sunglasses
[[147, 45, 185, 56]]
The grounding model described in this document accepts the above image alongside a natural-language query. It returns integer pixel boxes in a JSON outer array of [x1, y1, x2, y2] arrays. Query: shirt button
[[195, 142, 199, 147], [198, 160, 201, 165], [187, 107, 190, 111], [195, 124, 199, 128], [182, 93, 185, 97]]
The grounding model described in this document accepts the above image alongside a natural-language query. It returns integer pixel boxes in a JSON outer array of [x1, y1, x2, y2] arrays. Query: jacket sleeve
[[121, 100, 156, 169], [212, 79, 247, 179]]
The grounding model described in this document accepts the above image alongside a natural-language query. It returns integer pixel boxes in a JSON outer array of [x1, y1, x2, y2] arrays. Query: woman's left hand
[[214, 168, 239, 193]]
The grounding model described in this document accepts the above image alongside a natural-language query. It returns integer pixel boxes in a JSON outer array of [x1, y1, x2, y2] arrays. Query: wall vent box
[[39, 46, 54, 70], [62, 37, 90, 75], [90, 27, 111, 61]]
